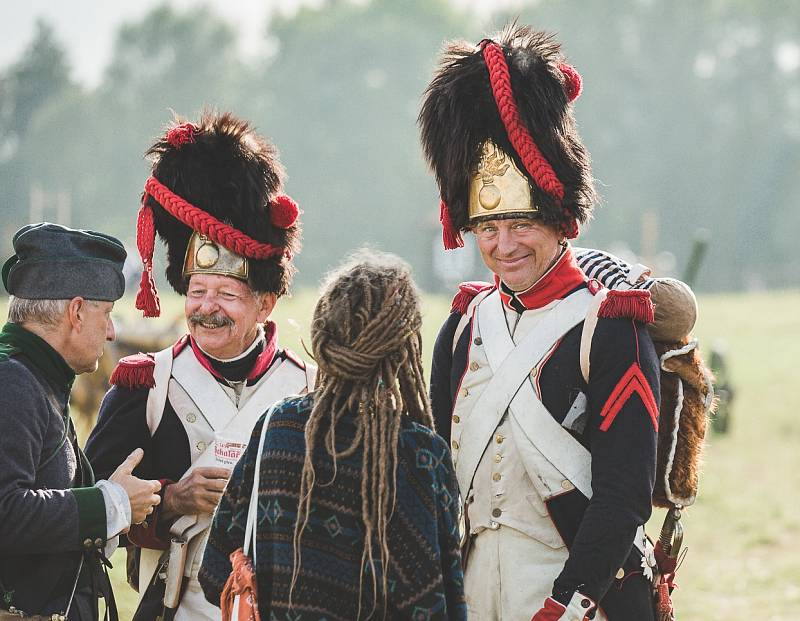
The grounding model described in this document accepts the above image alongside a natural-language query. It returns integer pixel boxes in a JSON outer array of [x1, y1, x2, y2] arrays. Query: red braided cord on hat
[[144, 176, 290, 260], [481, 41, 580, 239], [481, 42, 564, 201]]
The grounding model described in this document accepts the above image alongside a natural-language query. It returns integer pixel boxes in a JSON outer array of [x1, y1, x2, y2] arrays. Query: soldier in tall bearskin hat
[[85, 111, 315, 621], [421, 25, 709, 621]]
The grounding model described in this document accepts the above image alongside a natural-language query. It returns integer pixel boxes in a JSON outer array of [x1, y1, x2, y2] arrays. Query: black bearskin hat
[[143, 111, 300, 299], [419, 25, 597, 243]]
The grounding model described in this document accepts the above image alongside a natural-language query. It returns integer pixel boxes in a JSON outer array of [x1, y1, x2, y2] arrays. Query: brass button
[[616, 568, 625, 580], [452, 440, 459, 450], [561, 479, 574, 491], [196, 441, 207, 452], [494, 454, 502, 463], [460, 388, 469, 398], [141, 520, 149, 530], [186, 413, 197, 423], [453, 414, 460, 424], [83, 538, 93, 549], [469, 361, 480, 372], [474, 336, 482, 346], [94, 537, 104, 548], [491, 508, 502, 518], [495, 434, 505, 444], [492, 472, 502, 482]]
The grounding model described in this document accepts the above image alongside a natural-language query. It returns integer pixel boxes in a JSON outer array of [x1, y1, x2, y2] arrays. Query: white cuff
[[96, 479, 132, 538]]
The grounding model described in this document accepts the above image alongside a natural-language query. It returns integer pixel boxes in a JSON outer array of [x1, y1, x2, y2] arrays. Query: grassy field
[[654, 290, 800, 620], [5, 289, 797, 619]]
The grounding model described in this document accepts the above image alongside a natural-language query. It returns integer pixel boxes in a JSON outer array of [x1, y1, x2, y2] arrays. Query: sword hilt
[[658, 505, 684, 558]]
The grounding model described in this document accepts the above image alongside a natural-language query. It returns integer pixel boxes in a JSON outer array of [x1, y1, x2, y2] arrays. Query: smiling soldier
[[85, 112, 315, 621], [420, 27, 671, 621]]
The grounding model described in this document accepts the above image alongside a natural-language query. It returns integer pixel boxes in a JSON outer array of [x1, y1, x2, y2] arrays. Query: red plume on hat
[[135, 112, 302, 317], [419, 25, 596, 248]]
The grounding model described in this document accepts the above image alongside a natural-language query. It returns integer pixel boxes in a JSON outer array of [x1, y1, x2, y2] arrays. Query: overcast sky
[[0, 0, 515, 87]]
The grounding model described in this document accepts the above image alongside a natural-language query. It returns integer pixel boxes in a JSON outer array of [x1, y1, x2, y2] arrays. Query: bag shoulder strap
[[243, 404, 277, 562], [579, 287, 609, 383], [145, 346, 175, 437]]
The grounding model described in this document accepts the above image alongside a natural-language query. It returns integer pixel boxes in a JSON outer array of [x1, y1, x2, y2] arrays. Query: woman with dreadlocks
[[199, 250, 467, 620]]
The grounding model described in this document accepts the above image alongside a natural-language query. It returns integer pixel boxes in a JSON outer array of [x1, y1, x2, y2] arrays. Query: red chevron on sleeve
[[599, 362, 659, 432]]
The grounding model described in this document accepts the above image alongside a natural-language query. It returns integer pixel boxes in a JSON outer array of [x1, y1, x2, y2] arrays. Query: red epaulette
[[451, 281, 494, 315], [597, 289, 655, 324], [284, 349, 306, 370], [109, 353, 156, 389]]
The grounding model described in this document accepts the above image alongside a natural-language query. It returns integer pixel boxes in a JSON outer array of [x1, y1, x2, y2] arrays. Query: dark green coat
[[0, 323, 106, 618]]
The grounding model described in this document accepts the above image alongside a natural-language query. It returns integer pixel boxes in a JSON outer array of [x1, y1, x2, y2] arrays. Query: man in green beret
[[0, 223, 163, 621]]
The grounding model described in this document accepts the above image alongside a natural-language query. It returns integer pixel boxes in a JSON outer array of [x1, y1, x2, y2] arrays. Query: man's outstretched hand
[[109, 448, 162, 526]]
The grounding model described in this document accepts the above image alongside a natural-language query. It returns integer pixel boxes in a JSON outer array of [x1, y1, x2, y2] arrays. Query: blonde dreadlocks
[[290, 250, 433, 618]]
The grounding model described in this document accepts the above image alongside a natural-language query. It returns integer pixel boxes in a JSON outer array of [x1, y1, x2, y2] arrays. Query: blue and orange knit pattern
[[199, 394, 467, 620]]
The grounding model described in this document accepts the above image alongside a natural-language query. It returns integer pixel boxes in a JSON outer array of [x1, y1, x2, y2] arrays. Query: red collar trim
[[496, 246, 587, 311], [188, 321, 279, 383]]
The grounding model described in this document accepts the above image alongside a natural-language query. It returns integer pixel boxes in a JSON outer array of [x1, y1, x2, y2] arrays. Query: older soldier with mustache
[[85, 112, 315, 621]]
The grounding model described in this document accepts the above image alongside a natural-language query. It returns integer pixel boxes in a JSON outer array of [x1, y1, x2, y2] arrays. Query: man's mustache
[[188, 312, 234, 328]]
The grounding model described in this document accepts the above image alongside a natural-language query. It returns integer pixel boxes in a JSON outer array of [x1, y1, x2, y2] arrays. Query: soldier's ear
[[67, 297, 86, 332], [256, 292, 277, 323]]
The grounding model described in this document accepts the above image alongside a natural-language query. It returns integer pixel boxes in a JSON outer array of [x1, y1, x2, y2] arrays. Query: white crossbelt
[[455, 289, 593, 496]]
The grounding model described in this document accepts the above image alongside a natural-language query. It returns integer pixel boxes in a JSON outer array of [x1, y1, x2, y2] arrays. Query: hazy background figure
[[200, 250, 466, 620]]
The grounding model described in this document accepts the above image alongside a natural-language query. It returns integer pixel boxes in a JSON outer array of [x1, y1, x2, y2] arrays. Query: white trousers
[[463, 525, 607, 621]]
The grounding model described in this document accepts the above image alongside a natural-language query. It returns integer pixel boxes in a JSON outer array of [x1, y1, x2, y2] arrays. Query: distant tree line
[[1, 0, 798, 292]]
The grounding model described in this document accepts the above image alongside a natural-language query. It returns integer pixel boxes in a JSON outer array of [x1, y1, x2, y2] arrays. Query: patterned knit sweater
[[199, 393, 467, 621]]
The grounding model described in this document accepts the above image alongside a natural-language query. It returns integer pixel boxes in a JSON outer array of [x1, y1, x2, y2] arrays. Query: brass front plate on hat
[[468, 140, 537, 222], [195, 241, 220, 268], [183, 232, 248, 281]]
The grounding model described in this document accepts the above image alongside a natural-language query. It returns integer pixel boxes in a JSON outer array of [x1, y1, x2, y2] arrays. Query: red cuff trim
[[109, 354, 155, 389], [598, 289, 655, 324], [532, 597, 567, 621], [127, 516, 169, 550], [599, 362, 659, 432], [127, 478, 174, 551]]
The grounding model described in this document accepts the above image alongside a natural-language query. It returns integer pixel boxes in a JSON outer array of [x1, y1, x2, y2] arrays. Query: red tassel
[[135, 203, 161, 318], [135, 268, 161, 318], [598, 289, 655, 323], [440, 199, 463, 250], [657, 581, 673, 613], [109, 354, 156, 389]]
